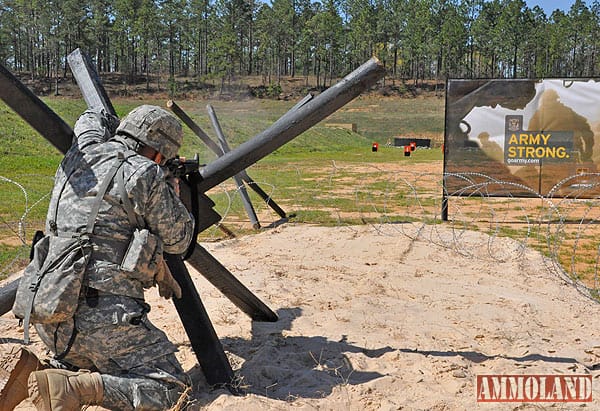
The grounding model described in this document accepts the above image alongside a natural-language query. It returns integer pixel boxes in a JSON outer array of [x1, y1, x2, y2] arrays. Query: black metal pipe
[[0, 278, 19, 316], [165, 254, 236, 387]]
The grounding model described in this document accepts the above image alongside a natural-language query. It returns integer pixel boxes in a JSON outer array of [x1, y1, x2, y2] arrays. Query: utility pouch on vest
[[13, 234, 92, 325], [120, 228, 162, 279]]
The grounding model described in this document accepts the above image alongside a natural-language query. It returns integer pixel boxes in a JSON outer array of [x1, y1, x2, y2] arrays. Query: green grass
[[0, 93, 445, 278], [0, 97, 443, 277], [4, 83, 600, 302], [325, 95, 446, 142]]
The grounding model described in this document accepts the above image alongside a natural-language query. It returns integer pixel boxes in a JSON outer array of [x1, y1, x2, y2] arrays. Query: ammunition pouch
[[120, 228, 162, 279]]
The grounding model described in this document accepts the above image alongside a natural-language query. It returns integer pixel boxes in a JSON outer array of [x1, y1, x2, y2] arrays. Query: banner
[[443, 79, 600, 197]]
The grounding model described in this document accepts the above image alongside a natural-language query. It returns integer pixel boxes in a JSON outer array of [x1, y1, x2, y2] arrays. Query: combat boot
[[0, 345, 46, 411], [28, 369, 103, 411]]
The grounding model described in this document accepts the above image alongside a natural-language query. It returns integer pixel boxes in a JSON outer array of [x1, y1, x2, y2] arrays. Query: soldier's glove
[[154, 258, 182, 300]]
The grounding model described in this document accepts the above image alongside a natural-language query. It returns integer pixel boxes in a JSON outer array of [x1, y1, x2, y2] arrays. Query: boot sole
[[0, 347, 43, 411], [0, 346, 21, 392]]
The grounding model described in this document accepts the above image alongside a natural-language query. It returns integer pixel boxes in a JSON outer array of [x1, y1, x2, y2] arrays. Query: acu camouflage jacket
[[46, 109, 194, 298]]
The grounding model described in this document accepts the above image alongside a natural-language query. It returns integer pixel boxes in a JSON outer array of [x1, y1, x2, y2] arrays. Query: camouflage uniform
[[34, 109, 194, 410]]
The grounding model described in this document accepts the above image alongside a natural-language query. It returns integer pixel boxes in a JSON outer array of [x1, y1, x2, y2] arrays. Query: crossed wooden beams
[[0, 49, 386, 388], [67, 49, 279, 387]]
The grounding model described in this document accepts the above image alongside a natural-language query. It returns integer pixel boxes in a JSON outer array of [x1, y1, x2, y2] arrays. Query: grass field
[[0, 93, 446, 279], [2, 91, 599, 300]]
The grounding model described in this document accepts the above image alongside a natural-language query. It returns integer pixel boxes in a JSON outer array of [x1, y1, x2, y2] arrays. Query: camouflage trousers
[[35, 292, 189, 411]]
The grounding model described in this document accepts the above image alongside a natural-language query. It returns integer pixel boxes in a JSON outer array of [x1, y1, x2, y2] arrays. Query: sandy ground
[[2, 222, 600, 410]]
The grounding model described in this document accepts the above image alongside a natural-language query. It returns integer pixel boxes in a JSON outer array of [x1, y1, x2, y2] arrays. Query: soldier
[[3, 105, 195, 411], [528, 89, 595, 162]]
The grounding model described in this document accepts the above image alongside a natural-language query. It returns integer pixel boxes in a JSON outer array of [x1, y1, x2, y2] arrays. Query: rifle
[[165, 155, 201, 179], [168, 99, 288, 226], [0, 50, 387, 387]]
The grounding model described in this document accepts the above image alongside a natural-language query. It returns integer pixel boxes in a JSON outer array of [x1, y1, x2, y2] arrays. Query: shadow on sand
[[187, 307, 395, 405]]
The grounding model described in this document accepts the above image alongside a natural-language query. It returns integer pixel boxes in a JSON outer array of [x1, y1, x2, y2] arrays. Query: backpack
[[12, 153, 129, 344]]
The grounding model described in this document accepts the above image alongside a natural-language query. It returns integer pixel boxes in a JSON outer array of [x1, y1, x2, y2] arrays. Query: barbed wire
[[2, 166, 600, 302], [0, 174, 53, 279]]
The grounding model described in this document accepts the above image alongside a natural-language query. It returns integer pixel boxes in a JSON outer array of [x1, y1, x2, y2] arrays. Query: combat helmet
[[116, 105, 182, 159]]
